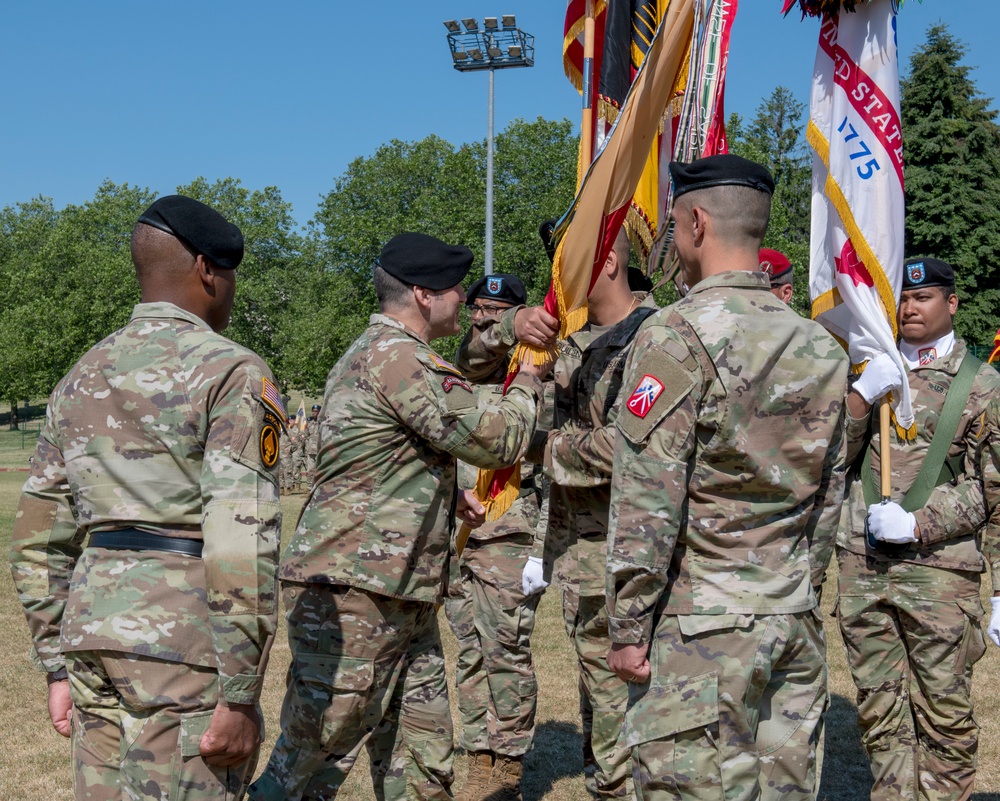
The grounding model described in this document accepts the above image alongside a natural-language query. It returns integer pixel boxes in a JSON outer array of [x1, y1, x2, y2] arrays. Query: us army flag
[[807, 1, 914, 435]]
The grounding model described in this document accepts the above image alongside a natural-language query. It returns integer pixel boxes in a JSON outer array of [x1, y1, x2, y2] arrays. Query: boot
[[455, 751, 493, 801], [484, 755, 523, 801]]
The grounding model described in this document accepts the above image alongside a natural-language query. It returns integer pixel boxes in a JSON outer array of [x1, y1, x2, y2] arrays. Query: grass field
[[2, 470, 999, 800]]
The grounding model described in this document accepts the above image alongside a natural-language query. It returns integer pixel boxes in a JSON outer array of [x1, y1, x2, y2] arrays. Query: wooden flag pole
[[880, 396, 892, 500]]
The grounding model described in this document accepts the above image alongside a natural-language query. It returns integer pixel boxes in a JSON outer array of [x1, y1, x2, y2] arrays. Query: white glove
[[988, 597, 1000, 648], [866, 502, 918, 544], [521, 556, 549, 596], [853, 353, 904, 404]]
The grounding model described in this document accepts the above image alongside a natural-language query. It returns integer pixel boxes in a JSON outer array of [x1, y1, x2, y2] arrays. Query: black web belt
[[89, 528, 203, 558]]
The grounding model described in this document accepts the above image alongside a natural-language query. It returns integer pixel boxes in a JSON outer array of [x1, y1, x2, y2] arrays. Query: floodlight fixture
[[443, 15, 535, 275]]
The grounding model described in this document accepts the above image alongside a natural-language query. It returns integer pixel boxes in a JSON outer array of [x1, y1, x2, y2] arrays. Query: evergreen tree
[[728, 87, 812, 316], [902, 24, 1000, 346]]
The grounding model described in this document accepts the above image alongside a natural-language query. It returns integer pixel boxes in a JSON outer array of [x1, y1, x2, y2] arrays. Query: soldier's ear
[[412, 285, 434, 314], [195, 254, 216, 288]]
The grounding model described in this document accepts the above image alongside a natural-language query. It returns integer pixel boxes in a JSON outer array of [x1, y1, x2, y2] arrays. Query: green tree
[[0, 197, 61, 427], [728, 86, 812, 316], [901, 24, 1000, 345], [0, 184, 154, 427], [299, 118, 579, 389], [176, 178, 302, 375]]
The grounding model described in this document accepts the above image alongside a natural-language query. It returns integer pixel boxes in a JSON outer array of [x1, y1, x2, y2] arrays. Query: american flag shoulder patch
[[626, 374, 665, 418], [261, 377, 286, 419]]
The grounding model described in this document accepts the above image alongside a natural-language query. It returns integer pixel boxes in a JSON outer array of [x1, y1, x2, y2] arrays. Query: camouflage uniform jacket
[[304, 417, 320, 456], [456, 305, 524, 383], [982, 399, 1000, 591], [840, 339, 1000, 573], [607, 272, 848, 644], [545, 293, 658, 597], [8, 302, 282, 704], [281, 314, 541, 604], [455, 313, 544, 543]]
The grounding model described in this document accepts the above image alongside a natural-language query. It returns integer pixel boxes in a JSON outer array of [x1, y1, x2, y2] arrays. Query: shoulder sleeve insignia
[[261, 376, 286, 419], [443, 375, 472, 393], [260, 421, 280, 468], [626, 375, 665, 418], [428, 353, 464, 376]]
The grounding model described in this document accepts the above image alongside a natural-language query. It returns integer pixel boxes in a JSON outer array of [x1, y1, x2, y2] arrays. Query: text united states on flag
[[807, 1, 914, 435]]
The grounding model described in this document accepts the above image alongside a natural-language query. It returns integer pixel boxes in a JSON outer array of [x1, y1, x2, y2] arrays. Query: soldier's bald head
[[131, 222, 198, 289], [675, 184, 770, 248]]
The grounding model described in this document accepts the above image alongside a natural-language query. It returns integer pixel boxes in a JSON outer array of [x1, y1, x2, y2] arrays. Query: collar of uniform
[[904, 336, 966, 376], [130, 301, 212, 329], [571, 292, 659, 351], [686, 270, 770, 296], [369, 312, 426, 343]]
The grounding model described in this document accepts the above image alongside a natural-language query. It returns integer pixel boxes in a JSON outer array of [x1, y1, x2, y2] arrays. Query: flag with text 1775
[[807, 1, 914, 435]]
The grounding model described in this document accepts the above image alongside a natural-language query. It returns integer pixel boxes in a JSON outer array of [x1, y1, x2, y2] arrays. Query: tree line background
[[1, 24, 997, 426]]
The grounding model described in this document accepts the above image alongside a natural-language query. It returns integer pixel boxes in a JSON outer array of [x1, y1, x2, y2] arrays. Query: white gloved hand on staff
[[866, 501, 918, 544], [988, 597, 1000, 648], [521, 556, 548, 596], [853, 352, 905, 404]]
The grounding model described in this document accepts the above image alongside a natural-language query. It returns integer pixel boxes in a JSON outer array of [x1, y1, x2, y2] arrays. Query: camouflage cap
[[138, 195, 244, 269]]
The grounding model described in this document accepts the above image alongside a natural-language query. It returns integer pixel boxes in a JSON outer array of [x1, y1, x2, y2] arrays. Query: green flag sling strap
[[862, 352, 982, 511]]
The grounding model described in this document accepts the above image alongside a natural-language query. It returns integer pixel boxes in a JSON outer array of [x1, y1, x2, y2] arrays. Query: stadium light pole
[[444, 15, 534, 275]]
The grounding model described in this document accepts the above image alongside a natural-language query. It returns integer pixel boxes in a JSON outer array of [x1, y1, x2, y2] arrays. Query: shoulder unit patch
[[626, 374, 665, 418]]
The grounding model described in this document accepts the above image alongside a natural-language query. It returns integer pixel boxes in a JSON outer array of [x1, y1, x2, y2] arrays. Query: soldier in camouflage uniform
[[279, 415, 299, 493], [836, 257, 1000, 801], [606, 155, 848, 801], [447, 273, 557, 801], [8, 195, 282, 801], [249, 233, 548, 801], [544, 229, 657, 799], [303, 403, 321, 488]]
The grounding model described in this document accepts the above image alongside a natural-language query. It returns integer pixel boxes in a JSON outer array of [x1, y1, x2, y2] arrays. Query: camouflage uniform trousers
[[279, 444, 295, 491], [836, 550, 987, 801], [562, 587, 633, 798], [625, 610, 827, 801], [67, 650, 258, 801], [291, 449, 305, 490], [249, 582, 453, 801], [304, 451, 317, 489], [444, 532, 540, 758]]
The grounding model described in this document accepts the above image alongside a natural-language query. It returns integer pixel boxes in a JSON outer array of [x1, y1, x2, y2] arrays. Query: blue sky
[[1, 1, 995, 228]]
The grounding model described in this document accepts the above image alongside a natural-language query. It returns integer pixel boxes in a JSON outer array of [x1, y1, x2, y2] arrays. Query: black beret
[[669, 154, 775, 199], [467, 273, 527, 307], [539, 218, 558, 263], [138, 195, 244, 270], [311, 404, 321, 411], [903, 257, 955, 290], [627, 267, 653, 293], [376, 232, 473, 290]]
